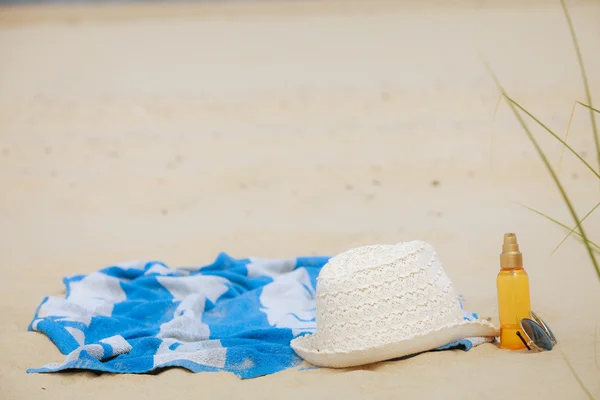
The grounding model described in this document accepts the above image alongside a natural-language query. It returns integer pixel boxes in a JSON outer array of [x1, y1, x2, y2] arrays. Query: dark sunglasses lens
[[532, 312, 557, 344], [522, 319, 553, 350]]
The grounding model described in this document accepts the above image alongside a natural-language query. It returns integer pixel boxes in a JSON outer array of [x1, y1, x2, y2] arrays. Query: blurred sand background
[[1, 0, 600, 398]]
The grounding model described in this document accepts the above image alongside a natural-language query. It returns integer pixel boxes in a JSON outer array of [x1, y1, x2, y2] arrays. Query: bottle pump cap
[[500, 233, 523, 269]]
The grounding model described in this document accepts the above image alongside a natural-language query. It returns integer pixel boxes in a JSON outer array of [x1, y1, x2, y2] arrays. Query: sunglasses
[[515, 311, 557, 351]]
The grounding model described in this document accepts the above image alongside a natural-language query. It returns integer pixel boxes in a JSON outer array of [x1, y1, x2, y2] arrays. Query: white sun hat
[[290, 240, 499, 368]]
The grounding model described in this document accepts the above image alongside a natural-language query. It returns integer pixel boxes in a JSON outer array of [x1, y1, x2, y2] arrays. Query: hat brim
[[291, 319, 499, 368]]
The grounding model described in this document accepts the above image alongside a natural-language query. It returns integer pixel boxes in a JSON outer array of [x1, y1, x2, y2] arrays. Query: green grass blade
[[577, 101, 600, 115], [558, 101, 577, 172], [560, 0, 599, 171], [561, 350, 595, 400], [571, 234, 600, 256], [595, 324, 599, 371], [518, 203, 600, 253], [552, 201, 600, 255], [502, 95, 599, 280], [505, 96, 600, 180], [482, 59, 599, 281], [490, 94, 503, 173]]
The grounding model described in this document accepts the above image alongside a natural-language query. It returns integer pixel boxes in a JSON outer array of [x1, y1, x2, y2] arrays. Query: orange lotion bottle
[[497, 233, 531, 350]]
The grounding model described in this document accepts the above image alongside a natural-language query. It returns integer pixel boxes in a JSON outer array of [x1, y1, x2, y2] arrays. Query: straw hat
[[291, 240, 499, 368]]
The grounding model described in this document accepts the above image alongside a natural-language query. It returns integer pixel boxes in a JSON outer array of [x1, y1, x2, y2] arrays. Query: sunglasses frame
[[530, 311, 557, 345], [516, 311, 557, 351]]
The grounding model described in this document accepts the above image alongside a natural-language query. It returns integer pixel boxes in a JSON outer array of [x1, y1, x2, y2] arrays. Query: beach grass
[[559, 0, 599, 172], [562, 350, 596, 400], [484, 0, 599, 282], [484, 75, 600, 281], [485, 0, 598, 396]]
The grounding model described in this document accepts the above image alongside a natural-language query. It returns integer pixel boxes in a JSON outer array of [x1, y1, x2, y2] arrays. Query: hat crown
[[318, 241, 429, 284], [313, 241, 464, 352]]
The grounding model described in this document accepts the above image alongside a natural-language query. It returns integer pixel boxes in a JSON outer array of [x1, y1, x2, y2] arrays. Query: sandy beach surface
[[1, 0, 600, 398]]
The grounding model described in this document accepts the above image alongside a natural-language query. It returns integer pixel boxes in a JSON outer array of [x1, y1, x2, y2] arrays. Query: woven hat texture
[[290, 240, 498, 368]]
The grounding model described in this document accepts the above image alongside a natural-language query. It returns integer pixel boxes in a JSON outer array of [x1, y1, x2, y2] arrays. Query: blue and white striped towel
[[28, 253, 492, 379]]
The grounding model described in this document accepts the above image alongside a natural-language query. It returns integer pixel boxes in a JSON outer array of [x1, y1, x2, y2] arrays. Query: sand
[[1, 0, 599, 398]]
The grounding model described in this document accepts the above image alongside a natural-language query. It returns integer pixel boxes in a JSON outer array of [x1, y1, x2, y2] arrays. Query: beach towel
[[28, 252, 494, 379]]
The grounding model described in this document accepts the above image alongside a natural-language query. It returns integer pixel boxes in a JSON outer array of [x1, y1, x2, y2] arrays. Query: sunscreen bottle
[[497, 233, 531, 349]]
